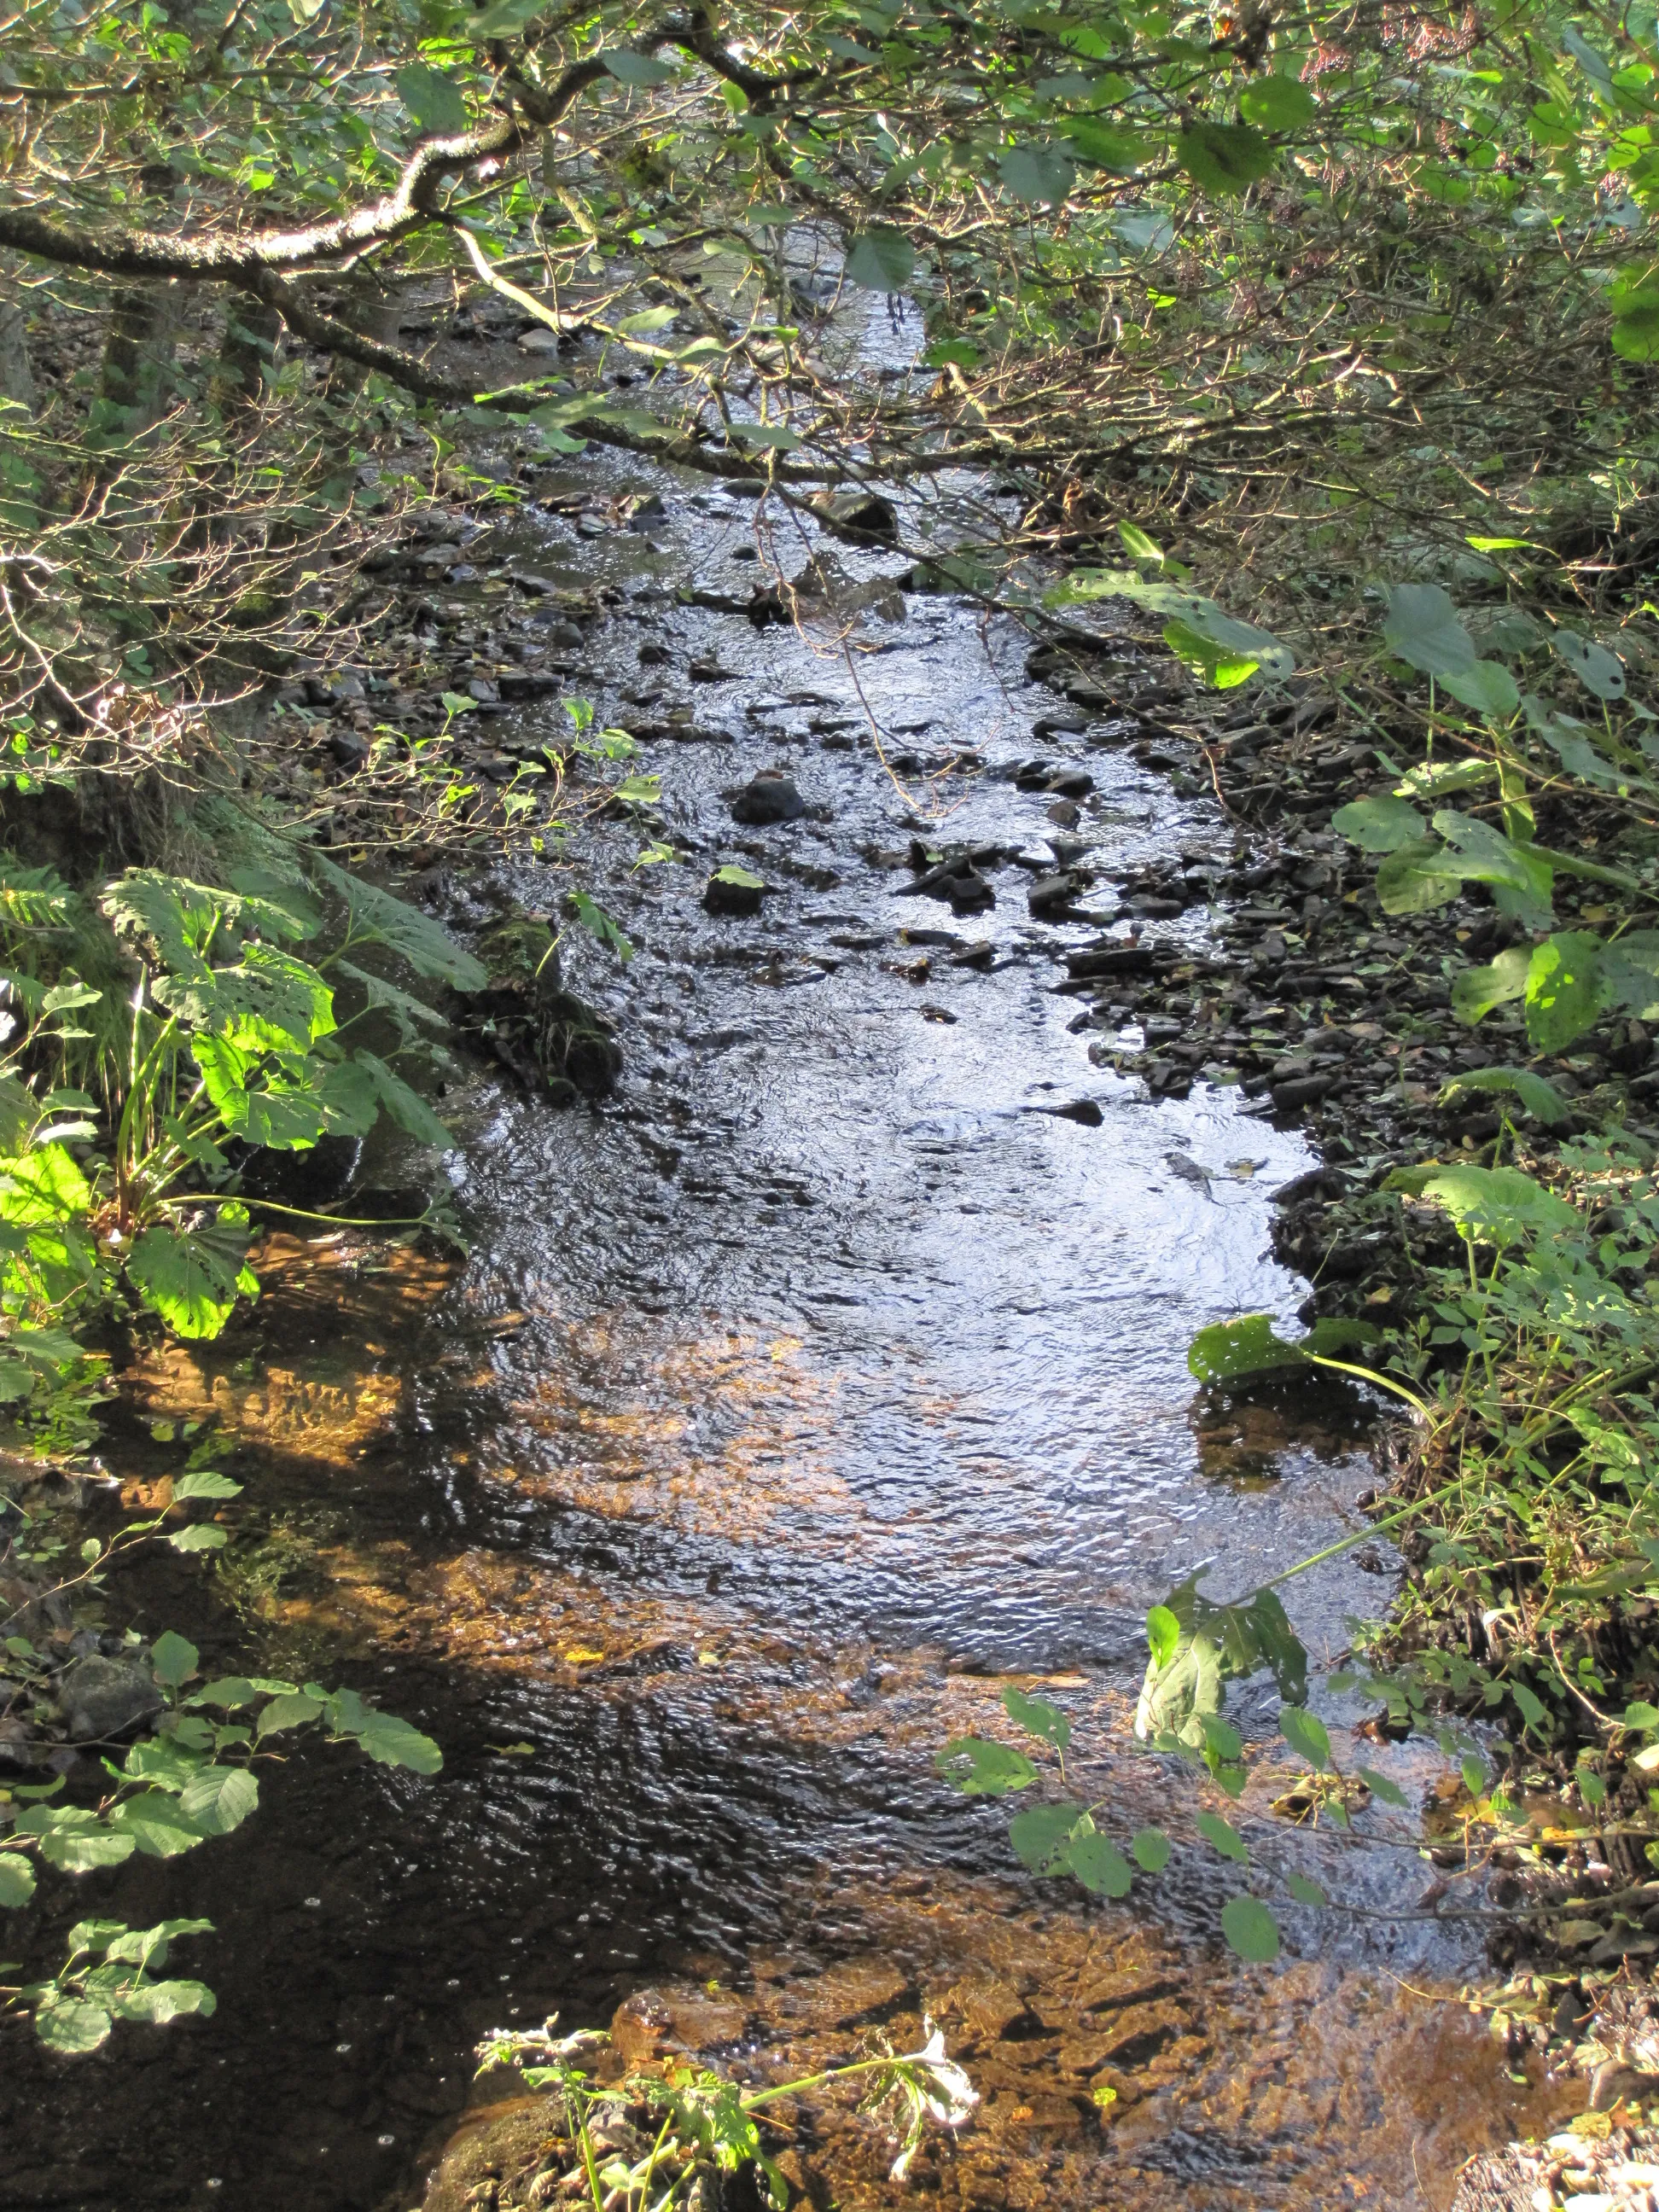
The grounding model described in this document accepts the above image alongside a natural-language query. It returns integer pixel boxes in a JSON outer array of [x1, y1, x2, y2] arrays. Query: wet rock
[[497, 670, 562, 702], [1033, 711, 1088, 739], [1027, 871, 1085, 920], [702, 870, 767, 917], [1452, 2126, 1659, 2212], [56, 1654, 162, 1741], [609, 1985, 752, 2066], [1065, 941, 1156, 981], [1046, 767, 1095, 799], [420, 2098, 566, 2212], [1272, 1074, 1334, 1112], [1029, 1098, 1104, 1126], [730, 773, 806, 826], [626, 492, 669, 533], [946, 869, 996, 915], [453, 914, 621, 1104], [816, 489, 899, 544]]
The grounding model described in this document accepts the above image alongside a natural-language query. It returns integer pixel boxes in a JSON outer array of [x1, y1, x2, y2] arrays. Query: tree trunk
[[0, 257, 35, 411], [208, 291, 281, 415], [99, 281, 182, 428]]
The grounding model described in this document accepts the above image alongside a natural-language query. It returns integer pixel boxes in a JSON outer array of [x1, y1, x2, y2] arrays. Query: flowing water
[[0, 456, 1577, 2212]]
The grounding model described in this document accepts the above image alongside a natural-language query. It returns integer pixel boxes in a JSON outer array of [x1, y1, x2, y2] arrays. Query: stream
[[0, 415, 1577, 2212]]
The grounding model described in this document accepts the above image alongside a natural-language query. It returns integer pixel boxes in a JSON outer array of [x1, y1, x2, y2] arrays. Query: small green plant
[[474, 2013, 978, 2208]]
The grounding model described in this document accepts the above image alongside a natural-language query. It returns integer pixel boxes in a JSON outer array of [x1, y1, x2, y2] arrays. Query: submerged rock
[[454, 912, 621, 1105], [57, 1655, 162, 1741], [730, 773, 806, 826]]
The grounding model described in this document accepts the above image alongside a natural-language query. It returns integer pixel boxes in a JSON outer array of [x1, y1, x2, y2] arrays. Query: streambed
[[0, 461, 1570, 2212]]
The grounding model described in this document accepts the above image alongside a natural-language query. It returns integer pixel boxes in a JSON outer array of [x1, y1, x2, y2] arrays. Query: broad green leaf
[[350, 1712, 443, 1773], [1437, 1067, 1569, 1127], [1614, 291, 1659, 362], [187, 1678, 264, 1708], [178, 1765, 259, 1836], [0, 1143, 91, 1225], [256, 1691, 325, 1736], [1452, 945, 1529, 1024], [1553, 633, 1627, 701], [1331, 796, 1423, 852], [1196, 1809, 1249, 1862], [1000, 144, 1074, 204], [935, 1738, 1039, 1795], [352, 1052, 452, 1150], [1009, 1802, 1085, 1872], [1065, 119, 1147, 172], [172, 1472, 242, 1503], [1441, 659, 1520, 720], [1220, 1894, 1280, 1962], [1604, 932, 1659, 1021], [1284, 1871, 1328, 1907], [1355, 1765, 1408, 1807], [111, 1977, 216, 2025], [29, 1813, 136, 1872], [167, 1524, 227, 1552], [1178, 121, 1273, 193], [311, 857, 487, 992], [123, 1738, 207, 1792], [1164, 618, 1259, 689], [128, 1222, 250, 1339], [1511, 1680, 1550, 1732], [1186, 1314, 1376, 1383], [1525, 929, 1610, 1050], [1002, 1685, 1070, 1754], [1131, 1826, 1171, 1871], [1383, 583, 1478, 681], [1387, 1161, 1577, 1246], [1134, 1629, 1223, 1741], [469, 0, 543, 32], [149, 1632, 198, 1688], [1374, 837, 1464, 916], [1279, 1705, 1331, 1771], [1055, 571, 1293, 679], [844, 229, 916, 291], [713, 866, 765, 889], [34, 1998, 113, 2052], [1146, 1604, 1181, 1670], [107, 1798, 210, 1858], [0, 1851, 36, 1906], [1238, 77, 1317, 129], [601, 49, 676, 85], [396, 63, 469, 136], [1062, 1819, 1134, 1897]]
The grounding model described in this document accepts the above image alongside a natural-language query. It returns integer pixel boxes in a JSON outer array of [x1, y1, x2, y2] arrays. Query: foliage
[[0, 1621, 440, 2049], [474, 2013, 977, 2206]]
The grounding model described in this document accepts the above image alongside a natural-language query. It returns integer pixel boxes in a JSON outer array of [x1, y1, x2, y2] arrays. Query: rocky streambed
[[1, 428, 1623, 2212]]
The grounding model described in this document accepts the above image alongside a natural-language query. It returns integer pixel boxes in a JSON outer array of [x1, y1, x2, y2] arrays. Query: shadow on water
[[0, 463, 1575, 2212]]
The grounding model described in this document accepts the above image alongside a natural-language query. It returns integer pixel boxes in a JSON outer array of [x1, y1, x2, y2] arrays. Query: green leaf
[[166, 1524, 227, 1553], [1279, 1705, 1332, 1770], [35, 1998, 113, 2052], [1452, 945, 1530, 1024], [1383, 583, 1478, 681], [1511, 1680, 1550, 1732], [351, 1052, 452, 1150], [1057, 571, 1293, 678], [1437, 1067, 1569, 1127], [26, 1811, 136, 1872], [349, 1711, 443, 1773], [934, 1738, 1039, 1795], [712, 866, 765, 889], [1164, 618, 1260, 690], [178, 1765, 259, 1836], [1220, 1894, 1280, 1962], [172, 1472, 243, 1503], [1146, 1604, 1181, 1670], [255, 1692, 325, 1736], [1374, 837, 1464, 917], [0, 1851, 36, 1906], [1131, 1826, 1171, 1871], [311, 857, 487, 992], [1284, 1871, 1328, 1907], [1178, 121, 1274, 193], [1237, 77, 1317, 129], [1062, 1819, 1134, 1897], [1553, 633, 1627, 702], [128, 1220, 253, 1340], [1614, 291, 1659, 362], [1387, 1161, 1577, 1247], [396, 63, 469, 136], [112, 1976, 216, 2025], [1001, 1685, 1071, 1754], [1000, 144, 1074, 204], [469, 0, 543, 32], [1188, 1314, 1305, 1382], [1134, 1629, 1223, 1741], [187, 1677, 265, 1709], [1441, 659, 1520, 720], [601, 49, 677, 85], [1525, 929, 1610, 1051], [107, 1798, 210, 1858], [1065, 119, 1148, 172], [1356, 1765, 1408, 1807], [1331, 796, 1424, 852], [1009, 1802, 1086, 1872], [844, 229, 917, 291], [149, 1632, 198, 1688], [1196, 1809, 1250, 1862]]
